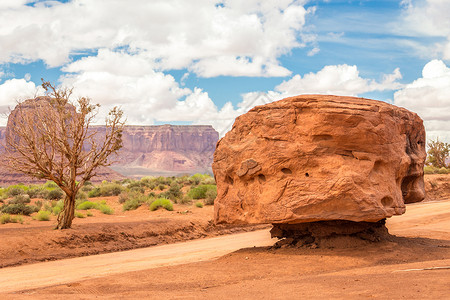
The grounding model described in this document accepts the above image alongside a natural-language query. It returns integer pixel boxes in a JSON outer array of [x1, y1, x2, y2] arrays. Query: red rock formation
[[108, 125, 219, 177], [213, 95, 426, 225], [0, 124, 218, 185]]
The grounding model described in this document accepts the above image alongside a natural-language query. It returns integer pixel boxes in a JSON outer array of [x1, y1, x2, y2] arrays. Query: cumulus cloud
[[275, 64, 402, 97], [399, 0, 450, 59], [0, 0, 314, 77], [394, 59, 450, 142], [0, 78, 43, 123]]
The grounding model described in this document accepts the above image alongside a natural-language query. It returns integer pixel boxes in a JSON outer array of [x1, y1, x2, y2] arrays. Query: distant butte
[[0, 124, 218, 185]]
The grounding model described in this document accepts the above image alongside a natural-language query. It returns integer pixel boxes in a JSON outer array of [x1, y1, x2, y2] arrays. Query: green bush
[[1, 203, 38, 216], [77, 201, 98, 210], [128, 186, 145, 194], [98, 204, 114, 215], [8, 194, 31, 204], [75, 200, 114, 214], [52, 206, 62, 216], [149, 198, 173, 211], [7, 186, 26, 197], [44, 181, 58, 189], [204, 188, 217, 205], [438, 167, 450, 174], [162, 182, 183, 201], [75, 211, 86, 218], [35, 210, 51, 221], [99, 182, 124, 196], [87, 188, 101, 198], [122, 192, 148, 211], [26, 187, 43, 199], [75, 191, 88, 201], [86, 211, 93, 217], [47, 189, 64, 200], [188, 185, 217, 199], [0, 213, 23, 224], [195, 201, 203, 208], [178, 195, 192, 205], [424, 165, 450, 174]]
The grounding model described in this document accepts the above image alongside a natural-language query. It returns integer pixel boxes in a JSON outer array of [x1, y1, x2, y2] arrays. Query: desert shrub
[[75, 191, 88, 201], [438, 167, 450, 174], [87, 188, 101, 198], [77, 200, 113, 214], [1, 203, 38, 216], [9, 194, 31, 204], [75, 211, 86, 218], [26, 187, 43, 199], [77, 201, 98, 210], [122, 192, 148, 211], [188, 173, 214, 185], [149, 198, 173, 211], [167, 182, 183, 200], [86, 211, 93, 217], [0, 213, 23, 224], [98, 204, 114, 215], [35, 210, 51, 221], [158, 184, 166, 191], [35, 200, 43, 210], [7, 186, 26, 197], [52, 206, 62, 215], [99, 182, 124, 196], [47, 189, 64, 200], [188, 184, 217, 199], [44, 181, 58, 189], [178, 195, 192, 205], [195, 201, 203, 208], [81, 184, 94, 193], [128, 186, 145, 194], [204, 188, 217, 205]]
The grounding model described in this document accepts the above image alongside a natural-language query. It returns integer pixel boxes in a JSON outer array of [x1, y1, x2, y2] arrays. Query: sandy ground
[[1, 198, 449, 299], [0, 200, 265, 268]]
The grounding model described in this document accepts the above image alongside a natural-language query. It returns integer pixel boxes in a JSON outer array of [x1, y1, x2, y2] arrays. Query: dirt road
[[0, 229, 275, 293], [1, 200, 449, 299]]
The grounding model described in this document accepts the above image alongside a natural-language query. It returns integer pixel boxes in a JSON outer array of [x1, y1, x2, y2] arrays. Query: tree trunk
[[56, 194, 76, 229]]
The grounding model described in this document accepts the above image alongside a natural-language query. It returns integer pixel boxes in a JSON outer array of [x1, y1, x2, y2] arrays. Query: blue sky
[[0, 0, 449, 139]]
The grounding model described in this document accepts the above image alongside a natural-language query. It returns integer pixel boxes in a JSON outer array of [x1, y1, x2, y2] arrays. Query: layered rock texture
[[213, 95, 426, 225], [108, 125, 218, 177], [0, 124, 218, 184]]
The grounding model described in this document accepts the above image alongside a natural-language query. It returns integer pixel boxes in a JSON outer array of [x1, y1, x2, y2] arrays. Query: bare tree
[[427, 138, 449, 168], [2, 81, 125, 229]]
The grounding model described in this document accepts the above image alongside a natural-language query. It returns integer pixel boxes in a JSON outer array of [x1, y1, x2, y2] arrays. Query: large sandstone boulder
[[213, 95, 426, 225]]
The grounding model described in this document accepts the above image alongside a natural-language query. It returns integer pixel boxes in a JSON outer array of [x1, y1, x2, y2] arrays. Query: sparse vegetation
[[35, 210, 51, 221], [149, 198, 173, 211], [0, 173, 216, 224], [75, 211, 86, 218], [188, 184, 217, 200], [0, 213, 23, 224]]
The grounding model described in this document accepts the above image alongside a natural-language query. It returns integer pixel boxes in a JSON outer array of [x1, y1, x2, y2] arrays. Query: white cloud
[[0, 0, 314, 77], [275, 64, 402, 97], [394, 59, 450, 142], [0, 78, 44, 123], [399, 0, 450, 59]]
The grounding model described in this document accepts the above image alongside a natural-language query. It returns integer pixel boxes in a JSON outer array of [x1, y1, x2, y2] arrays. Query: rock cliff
[[0, 124, 218, 185]]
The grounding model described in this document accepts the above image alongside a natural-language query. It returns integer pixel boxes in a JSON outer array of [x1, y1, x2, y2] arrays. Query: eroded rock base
[[270, 219, 390, 249]]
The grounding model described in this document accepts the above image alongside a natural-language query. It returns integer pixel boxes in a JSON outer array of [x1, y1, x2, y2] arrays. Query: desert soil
[[0, 200, 266, 268], [0, 174, 449, 299]]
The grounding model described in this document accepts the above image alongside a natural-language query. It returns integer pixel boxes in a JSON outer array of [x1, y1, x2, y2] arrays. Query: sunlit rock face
[[213, 95, 426, 225]]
